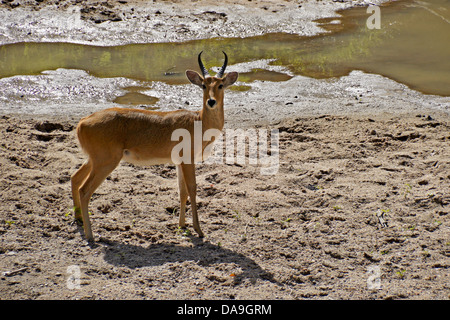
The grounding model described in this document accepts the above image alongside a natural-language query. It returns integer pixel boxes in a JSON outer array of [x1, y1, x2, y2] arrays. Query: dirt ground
[[0, 0, 449, 301], [0, 112, 449, 300]]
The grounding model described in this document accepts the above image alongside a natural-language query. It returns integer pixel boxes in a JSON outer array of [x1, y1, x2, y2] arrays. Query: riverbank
[[0, 0, 448, 121], [0, 0, 387, 46]]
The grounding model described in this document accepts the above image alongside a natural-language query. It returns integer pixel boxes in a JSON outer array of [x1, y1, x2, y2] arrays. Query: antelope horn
[[216, 51, 228, 78], [198, 51, 210, 78]]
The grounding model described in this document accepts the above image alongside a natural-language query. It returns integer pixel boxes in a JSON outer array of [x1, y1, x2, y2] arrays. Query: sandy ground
[[1, 112, 449, 300], [0, 0, 449, 300]]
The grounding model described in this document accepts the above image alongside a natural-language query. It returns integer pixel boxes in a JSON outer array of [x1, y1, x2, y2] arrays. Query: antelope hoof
[[84, 231, 94, 242], [196, 228, 204, 238]]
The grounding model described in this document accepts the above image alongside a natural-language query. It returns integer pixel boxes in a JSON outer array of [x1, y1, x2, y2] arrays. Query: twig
[[2, 267, 28, 277]]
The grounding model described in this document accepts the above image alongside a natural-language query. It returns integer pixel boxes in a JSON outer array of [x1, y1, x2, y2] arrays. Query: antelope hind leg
[[78, 157, 120, 240], [71, 160, 92, 221]]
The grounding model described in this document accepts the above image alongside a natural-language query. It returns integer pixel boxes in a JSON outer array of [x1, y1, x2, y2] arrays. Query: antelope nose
[[207, 99, 216, 107]]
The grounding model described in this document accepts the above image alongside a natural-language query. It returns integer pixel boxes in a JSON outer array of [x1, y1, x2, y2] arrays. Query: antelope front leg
[[176, 165, 188, 229], [179, 163, 204, 238]]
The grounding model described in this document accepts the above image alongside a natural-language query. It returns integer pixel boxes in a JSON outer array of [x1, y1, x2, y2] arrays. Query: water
[[0, 0, 449, 101]]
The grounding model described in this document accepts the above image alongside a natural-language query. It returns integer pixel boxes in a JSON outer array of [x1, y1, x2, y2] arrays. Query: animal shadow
[[100, 237, 276, 284]]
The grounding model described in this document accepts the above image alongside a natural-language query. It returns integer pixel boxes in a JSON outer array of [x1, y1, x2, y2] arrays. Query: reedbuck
[[71, 52, 238, 241]]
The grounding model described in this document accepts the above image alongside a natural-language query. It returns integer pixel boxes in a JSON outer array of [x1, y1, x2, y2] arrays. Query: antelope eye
[[218, 84, 224, 89], [202, 84, 206, 89]]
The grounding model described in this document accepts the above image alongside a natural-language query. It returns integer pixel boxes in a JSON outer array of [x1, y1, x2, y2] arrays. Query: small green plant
[[182, 228, 191, 237], [65, 206, 77, 218], [5, 220, 15, 226], [176, 226, 191, 237], [253, 216, 261, 225], [332, 205, 342, 211], [167, 207, 178, 216], [403, 183, 412, 199], [280, 217, 292, 229], [396, 269, 406, 279], [421, 250, 431, 258], [232, 210, 241, 221]]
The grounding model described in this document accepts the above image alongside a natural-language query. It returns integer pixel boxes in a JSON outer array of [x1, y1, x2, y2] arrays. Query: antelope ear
[[186, 70, 204, 87], [222, 72, 238, 88]]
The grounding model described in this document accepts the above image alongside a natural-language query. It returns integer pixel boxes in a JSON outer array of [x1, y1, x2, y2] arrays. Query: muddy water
[[0, 0, 449, 101]]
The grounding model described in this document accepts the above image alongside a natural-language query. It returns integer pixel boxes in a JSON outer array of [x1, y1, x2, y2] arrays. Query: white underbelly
[[121, 141, 216, 166], [122, 150, 173, 166]]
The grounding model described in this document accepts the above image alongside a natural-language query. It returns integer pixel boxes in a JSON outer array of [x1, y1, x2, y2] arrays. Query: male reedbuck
[[71, 52, 238, 241]]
